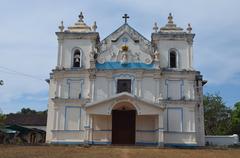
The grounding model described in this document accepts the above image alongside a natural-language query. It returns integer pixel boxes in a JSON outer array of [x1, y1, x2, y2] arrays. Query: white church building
[[46, 12, 206, 146]]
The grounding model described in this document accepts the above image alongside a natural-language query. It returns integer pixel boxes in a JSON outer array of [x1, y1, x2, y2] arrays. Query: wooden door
[[112, 110, 136, 145]]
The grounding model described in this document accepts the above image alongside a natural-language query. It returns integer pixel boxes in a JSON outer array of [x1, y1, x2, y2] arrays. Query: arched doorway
[[111, 102, 136, 145]]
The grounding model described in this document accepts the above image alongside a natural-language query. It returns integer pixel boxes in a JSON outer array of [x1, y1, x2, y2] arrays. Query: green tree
[[231, 102, 240, 135], [0, 108, 6, 124], [18, 108, 37, 114], [204, 93, 232, 135]]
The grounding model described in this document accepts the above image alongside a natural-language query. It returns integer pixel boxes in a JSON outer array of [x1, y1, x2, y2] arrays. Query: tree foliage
[[231, 102, 240, 136], [16, 108, 47, 115], [0, 108, 6, 124], [204, 93, 232, 135]]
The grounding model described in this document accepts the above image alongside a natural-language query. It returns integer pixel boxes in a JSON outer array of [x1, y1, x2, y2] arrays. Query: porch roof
[[85, 92, 165, 115]]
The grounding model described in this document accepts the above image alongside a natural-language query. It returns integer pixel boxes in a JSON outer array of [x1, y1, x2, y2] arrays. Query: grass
[[0, 145, 240, 158]]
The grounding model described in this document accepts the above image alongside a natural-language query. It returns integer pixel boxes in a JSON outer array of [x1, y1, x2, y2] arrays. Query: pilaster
[[158, 111, 164, 146]]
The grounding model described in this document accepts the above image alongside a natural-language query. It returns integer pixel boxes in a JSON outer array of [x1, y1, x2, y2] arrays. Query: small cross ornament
[[122, 14, 129, 23]]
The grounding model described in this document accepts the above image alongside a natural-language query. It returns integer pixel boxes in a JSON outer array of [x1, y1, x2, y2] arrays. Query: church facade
[[46, 12, 206, 146]]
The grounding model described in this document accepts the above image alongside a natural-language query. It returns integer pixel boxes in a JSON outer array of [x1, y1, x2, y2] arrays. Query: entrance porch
[[85, 93, 165, 146]]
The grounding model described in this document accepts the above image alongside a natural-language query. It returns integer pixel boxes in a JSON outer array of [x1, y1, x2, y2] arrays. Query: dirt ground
[[0, 145, 240, 158]]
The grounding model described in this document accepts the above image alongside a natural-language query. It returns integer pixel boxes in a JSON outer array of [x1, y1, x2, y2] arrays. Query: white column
[[57, 41, 61, 67], [189, 44, 193, 69], [107, 79, 113, 97], [91, 80, 95, 101], [154, 79, 160, 102], [158, 111, 164, 146], [60, 40, 64, 68], [136, 79, 142, 97], [84, 114, 93, 144], [56, 80, 62, 98]]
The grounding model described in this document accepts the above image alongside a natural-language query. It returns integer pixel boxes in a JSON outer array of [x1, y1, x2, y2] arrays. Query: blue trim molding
[[136, 142, 158, 146], [51, 141, 85, 145], [164, 143, 198, 147], [93, 129, 112, 132], [96, 62, 154, 70], [52, 130, 84, 132], [136, 128, 164, 133]]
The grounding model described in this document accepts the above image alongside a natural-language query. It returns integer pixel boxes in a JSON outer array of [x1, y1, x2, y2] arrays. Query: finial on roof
[[58, 21, 64, 32], [159, 13, 183, 32], [92, 21, 97, 32], [153, 22, 158, 33], [187, 23, 192, 33], [168, 13, 173, 24], [67, 12, 91, 32], [79, 12, 84, 22]]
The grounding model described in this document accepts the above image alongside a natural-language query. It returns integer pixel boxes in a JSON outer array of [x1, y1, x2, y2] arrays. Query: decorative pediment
[[85, 92, 164, 115], [97, 24, 153, 66]]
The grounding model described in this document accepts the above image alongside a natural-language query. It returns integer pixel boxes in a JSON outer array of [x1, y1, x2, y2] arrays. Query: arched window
[[73, 49, 81, 68], [170, 51, 177, 68]]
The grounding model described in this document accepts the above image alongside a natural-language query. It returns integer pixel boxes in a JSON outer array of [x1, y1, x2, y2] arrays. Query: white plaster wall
[[183, 107, 195, 132], [51, 131, 85, 142], [94, 77, 108, 101], [162, 80, 167, 100], [157, 40, 190, 69], [164, 132, 196, 144], [61, 39, 92, 68], [163, 105, 196, 133], [92, 115, 112, 142], [46, 101, 54, 142], [56, 77, 89, 99], [141, 78, 155, 102], [205, 134, 239, 146], [46, 79, 57, 142], [183, 80, 195, 100], [166, 80, 183, 100], [136, 115, 157, 143]]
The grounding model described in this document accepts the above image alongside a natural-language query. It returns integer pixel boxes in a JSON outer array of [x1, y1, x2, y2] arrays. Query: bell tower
[[151, 13, 195, 70], [55, 12, 99, 70]]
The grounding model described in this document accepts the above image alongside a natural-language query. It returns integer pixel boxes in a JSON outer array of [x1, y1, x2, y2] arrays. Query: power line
[[0, 66, 85, 93], [0, 66, 46, 81]]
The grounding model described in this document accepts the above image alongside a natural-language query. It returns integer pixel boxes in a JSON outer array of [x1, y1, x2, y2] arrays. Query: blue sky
[[0, 0, 239, 113]]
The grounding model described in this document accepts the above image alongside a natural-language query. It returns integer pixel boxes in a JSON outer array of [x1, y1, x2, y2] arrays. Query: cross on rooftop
[[122, 14, 129, 23]]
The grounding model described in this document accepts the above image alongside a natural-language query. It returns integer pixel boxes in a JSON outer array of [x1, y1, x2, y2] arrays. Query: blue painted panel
[[96, 62, 154, 70], [51, 141, 85, 145], [136, 128, 164, 133], [135, 142, 158, 146], [92, 141, 111, 145], [164, 143, 198, 147]]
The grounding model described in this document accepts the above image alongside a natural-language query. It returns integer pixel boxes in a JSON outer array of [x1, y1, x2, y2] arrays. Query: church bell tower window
[[73, 49, 81, 68], [170, 51, 177, 68]]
